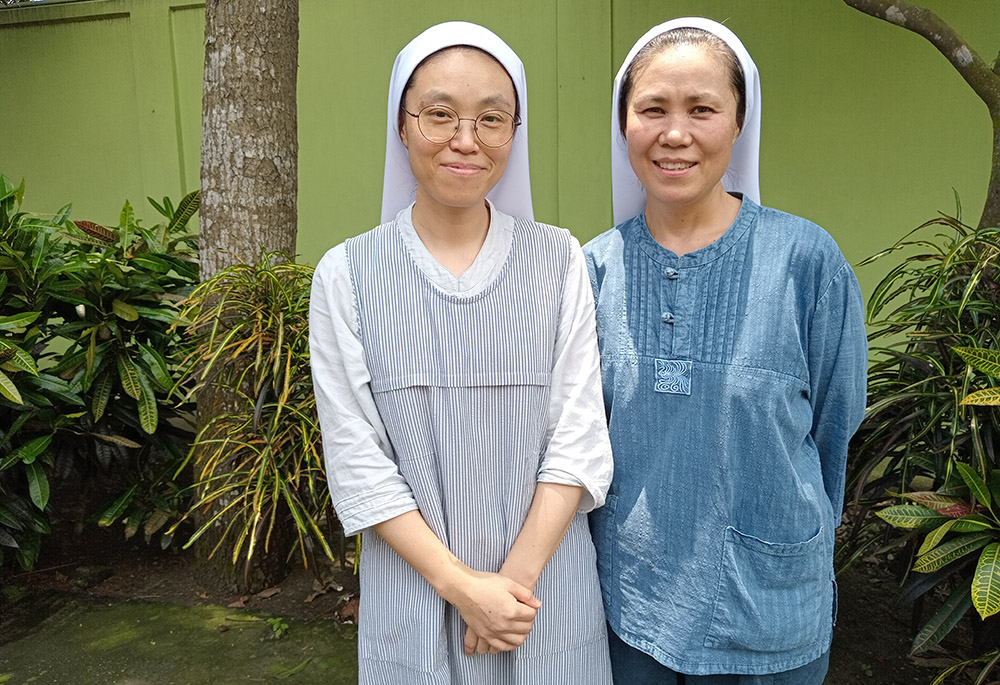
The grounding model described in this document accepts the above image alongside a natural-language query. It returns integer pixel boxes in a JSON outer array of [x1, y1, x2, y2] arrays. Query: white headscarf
[[380, 21, 533, 224], [611, 17, 762, 226]]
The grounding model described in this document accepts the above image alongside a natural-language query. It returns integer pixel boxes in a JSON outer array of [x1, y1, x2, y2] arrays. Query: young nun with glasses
[[584, 17, 868, 684], [309, 21, 613, 685]]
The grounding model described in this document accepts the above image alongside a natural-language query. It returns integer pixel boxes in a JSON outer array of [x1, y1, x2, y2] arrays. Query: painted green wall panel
[[0, 12, 145, 226], [169, 4, 206, 198]]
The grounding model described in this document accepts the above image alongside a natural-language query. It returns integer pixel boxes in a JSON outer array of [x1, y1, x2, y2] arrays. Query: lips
[[442, 162, 485, 176]]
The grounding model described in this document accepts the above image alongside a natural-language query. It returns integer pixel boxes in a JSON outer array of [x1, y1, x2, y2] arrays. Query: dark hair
[[397, 45, 520, 135], [617, 27, 746, 137]]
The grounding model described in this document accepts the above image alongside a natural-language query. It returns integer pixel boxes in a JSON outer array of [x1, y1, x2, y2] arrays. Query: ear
[[400, 123, 409, 149]]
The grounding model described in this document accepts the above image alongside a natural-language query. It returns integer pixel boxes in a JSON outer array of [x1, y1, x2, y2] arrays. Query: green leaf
[[92, 433, 143, 449], [919, 519, 958, 556], [876, 504, 949, 529], [962, 388, 1000, 406], [0, 527, 19, 549], [2, 436, 51, 471], [914, 533, 994, 573], [952, 514, 998, 532], [119, 199, 134, 231], [25, 461, 50, 511], [136, 371, 158, 434], [0, 369, 22, 404], [0, 312, 39, 331], [910, 581, 973, 654], [117, 353, 141, 400], [955, 346, 1000, 379], [112, 298, 139, 322], [0, 339, 39, 375], [91, 370, 112, 421], [956, 462, 992, 508], [98, 486, 139, 527], [137, 342, 173, 390], [973, 543, 1000, 619], [898, 491, 964, 510], [167, 190, 199, 234]]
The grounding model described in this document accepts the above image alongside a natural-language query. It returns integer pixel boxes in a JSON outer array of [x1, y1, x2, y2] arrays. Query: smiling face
[[624, 43, 742, 215], [399, 48, 517, 215]]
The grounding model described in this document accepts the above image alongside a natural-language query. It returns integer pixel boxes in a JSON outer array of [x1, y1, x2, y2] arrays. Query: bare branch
[[843, 0, 1000, 113]]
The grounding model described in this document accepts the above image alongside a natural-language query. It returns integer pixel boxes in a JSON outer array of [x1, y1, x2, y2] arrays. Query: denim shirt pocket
[[703, 525, 832, 653]]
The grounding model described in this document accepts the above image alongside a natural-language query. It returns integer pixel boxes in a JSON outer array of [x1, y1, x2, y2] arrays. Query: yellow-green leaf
[[914, 533, 993, 573], [91, 371, 112, 421], [919, 519, 958, 556], [98, 485, 138, 527], [876, 504, 948, 529], [956, 462, 992, 508], [117, 354, 141, 399], [898, 491, 964, 510], [92, 433, 142, 449], [0, 369, 22, 404], [973, 543, 1000, 619], [961, 388, 1000, 406], [112, 298, 139, 322], [954, 346, 1000, 379], [136, 372, 158, 434]]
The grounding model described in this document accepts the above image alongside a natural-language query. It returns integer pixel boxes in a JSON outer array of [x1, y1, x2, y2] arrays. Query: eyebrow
[[419, 89, 513, 109], [634, 91, 724, 105]]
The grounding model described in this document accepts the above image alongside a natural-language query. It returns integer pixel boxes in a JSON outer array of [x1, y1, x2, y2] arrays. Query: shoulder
[[583, 215, 639, 268], [752, 204, 846, 264], [314, 221, 394, 283]]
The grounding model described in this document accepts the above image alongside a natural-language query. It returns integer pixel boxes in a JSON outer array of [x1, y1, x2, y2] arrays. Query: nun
[[309, 21, 613, 685], [584, 17, 868, 684]]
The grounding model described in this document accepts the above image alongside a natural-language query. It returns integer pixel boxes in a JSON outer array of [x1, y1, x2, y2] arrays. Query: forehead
[[408, 48, 516, 104], [631, 43, 733, 96]]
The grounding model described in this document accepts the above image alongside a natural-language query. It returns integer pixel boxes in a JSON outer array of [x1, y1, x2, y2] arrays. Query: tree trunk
[[197, 0, 298, 593], [843, 0, 1000, 228]]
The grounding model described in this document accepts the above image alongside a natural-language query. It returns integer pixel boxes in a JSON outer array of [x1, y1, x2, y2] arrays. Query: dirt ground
[[0, 524, 972, 684]]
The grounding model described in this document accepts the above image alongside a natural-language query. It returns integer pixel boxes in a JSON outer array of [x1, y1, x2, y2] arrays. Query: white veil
[[611, 17, 762, 225], [380, 21, 533, 224]]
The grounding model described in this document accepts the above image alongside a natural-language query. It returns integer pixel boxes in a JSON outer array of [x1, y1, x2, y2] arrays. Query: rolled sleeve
[[309, 245, 418, 536], [538, 239, 614, 513]]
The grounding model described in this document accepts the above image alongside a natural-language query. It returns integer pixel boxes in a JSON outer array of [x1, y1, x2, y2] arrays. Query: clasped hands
[[446, 568, 541, 656]]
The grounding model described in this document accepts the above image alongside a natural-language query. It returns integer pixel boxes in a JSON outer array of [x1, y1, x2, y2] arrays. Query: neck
[[644, 186, 741, 256], [410, 196, 491, 276]]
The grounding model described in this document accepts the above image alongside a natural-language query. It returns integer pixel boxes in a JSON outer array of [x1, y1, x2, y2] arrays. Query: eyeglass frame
[[401, 104, 521, 148]]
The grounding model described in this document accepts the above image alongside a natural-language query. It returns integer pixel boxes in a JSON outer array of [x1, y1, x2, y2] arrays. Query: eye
[[422, 106, 457, 124], [477, 111, 511, 129], [691, 106, 714, 116], [640, 107, 665, 116]]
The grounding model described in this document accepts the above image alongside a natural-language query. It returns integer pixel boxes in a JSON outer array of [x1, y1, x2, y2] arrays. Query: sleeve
[[808, 260, 868, 523], [309, 245, 419, 536], [536, 236, 614, 513]]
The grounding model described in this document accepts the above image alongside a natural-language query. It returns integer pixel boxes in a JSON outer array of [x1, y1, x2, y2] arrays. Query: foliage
[[842, 214, 1000, 658], [169, 252, 336, 575], [0, 173, 199, 569]]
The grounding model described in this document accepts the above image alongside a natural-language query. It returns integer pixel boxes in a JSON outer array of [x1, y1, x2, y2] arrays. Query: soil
[[0, 523, 970, 684]]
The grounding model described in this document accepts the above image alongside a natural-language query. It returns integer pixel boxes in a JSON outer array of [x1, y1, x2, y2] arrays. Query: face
[[624, 43, 741, 213], [400, 49, 516, 213]]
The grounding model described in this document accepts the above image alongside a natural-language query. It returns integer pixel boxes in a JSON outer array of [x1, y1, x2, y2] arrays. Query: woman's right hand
[[444, 569, 541, 655]]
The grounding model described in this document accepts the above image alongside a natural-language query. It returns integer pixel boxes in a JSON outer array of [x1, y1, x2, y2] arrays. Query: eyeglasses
[[402, 104, 520, 148]]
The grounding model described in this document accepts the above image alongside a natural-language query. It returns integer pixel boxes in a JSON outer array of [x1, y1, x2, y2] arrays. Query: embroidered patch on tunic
[[654, 359, 692, 395]]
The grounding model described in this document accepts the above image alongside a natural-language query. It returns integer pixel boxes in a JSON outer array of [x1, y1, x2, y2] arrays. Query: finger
[[463, 626, 478, 656], [507, 582, 542, 609], [475, 636, 491, 655]]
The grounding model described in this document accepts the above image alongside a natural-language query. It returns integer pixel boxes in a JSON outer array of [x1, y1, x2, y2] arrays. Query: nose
[[659, 118, 691, 147], [449, 119, 480, 152]]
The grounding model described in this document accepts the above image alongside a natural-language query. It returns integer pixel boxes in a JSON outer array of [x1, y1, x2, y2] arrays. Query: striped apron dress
[[345, 217, 611, 684]]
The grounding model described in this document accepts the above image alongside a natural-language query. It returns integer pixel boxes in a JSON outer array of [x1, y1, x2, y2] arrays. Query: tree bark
[[843, 0, 1000, 228], [197, 0, 298, 593]]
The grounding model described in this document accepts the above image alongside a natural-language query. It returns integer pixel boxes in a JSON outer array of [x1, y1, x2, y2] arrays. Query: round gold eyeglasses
[[402, 104, 519, 148]]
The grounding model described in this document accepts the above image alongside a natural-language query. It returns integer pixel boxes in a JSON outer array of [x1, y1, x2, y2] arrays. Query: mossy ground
[[0, 594, 357, 684]]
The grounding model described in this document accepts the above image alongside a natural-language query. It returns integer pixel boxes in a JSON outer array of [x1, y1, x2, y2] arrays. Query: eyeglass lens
[[416, 105, 515, 147]]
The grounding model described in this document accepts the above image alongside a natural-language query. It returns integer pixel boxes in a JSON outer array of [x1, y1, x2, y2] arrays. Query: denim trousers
[[608, 628, 830, 685]]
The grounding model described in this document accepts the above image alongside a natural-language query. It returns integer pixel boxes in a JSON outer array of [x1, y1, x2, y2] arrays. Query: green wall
[[1, 0, 997, 299]]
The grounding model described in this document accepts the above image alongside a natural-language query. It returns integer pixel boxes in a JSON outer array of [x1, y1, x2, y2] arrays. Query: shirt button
[[664, 267, 679, 280], [661, 312, 675, 324]]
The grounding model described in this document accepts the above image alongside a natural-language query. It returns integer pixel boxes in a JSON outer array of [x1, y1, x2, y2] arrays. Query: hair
[[397, 45, 520, 135], [617, 27, 746, 137]]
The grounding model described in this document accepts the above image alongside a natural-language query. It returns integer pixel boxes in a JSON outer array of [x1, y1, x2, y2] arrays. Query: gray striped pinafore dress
[[345, 216, 611, 684]]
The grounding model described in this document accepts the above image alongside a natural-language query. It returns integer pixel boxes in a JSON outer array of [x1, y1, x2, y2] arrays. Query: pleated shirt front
[[310, 204, 613, 684]]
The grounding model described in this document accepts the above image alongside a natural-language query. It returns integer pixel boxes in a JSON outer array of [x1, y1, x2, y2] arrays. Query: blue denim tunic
[[584, 196, 867, 675]]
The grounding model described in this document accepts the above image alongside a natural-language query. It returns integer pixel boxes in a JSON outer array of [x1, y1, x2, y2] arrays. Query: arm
[[809, 262, 869, 522]]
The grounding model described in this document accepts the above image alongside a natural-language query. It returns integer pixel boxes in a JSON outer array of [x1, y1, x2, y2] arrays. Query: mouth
[[442, 163, 485, 176], [654, 161, 695, 171]]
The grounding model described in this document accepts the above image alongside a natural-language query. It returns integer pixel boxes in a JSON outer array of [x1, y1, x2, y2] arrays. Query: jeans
[[608, 627, 830, 684]]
